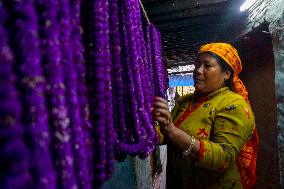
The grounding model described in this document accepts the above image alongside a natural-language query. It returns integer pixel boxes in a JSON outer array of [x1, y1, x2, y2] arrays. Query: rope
[[139, 0, 150, 25]]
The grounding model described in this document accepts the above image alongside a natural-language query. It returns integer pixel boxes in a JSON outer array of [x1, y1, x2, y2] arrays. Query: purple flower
[[70, 0, 94, 188], [116, 0, 158, 157], [58, 0, 94, 188], [151, 24, 169, 97], [36, 0, 78, 188], [4, 1, 57, 188], [83, 0, 114, 187], [0, 4, 33, 189]]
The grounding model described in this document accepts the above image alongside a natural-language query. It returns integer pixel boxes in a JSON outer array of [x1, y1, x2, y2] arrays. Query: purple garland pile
[[0, 0, 168, 188]]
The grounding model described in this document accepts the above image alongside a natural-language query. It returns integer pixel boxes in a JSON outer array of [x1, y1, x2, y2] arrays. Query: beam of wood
[[144, 0, 229, 15], [162, 34, 214, 44], [161, 28, 224, 39], [150, 1, 228, 22], [160, 22, 226, 33], [155, 14, 223, 29]]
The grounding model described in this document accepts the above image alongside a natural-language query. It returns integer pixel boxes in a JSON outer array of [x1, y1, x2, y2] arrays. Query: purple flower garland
[[117, 0, 158, 157], [154, 25, 169, 94], [35, 0, 78, 188], [4, 1, 57, 188], [149, 23, 169, 98], [58, 0, 93, 188], [84, 0, 114, 187], [146, 24, 155, 98], [118, 0, 146, 155], [134, 7, 158, 158], [109, 0, 129, 162], [70, 0, 94, 188], [0, 1, 169, 188], [103, 1, 116, 181], [0, 5, 33, 189]]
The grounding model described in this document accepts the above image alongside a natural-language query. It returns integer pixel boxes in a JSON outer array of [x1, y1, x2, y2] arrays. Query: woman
[[153, 43, 258, 189]]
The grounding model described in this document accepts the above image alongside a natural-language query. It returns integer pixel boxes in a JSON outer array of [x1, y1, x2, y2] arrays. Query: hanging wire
[[139, 0, 150, 25]]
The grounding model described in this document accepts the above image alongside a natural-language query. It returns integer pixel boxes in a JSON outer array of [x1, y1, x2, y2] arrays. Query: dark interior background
[[236, 23, 280, 189]]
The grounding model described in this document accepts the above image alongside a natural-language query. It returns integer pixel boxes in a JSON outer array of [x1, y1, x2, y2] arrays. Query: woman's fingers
[[154, 96, 168, 104], [153, 116, 172, 132], [153, 116, 167, 125], [153, 101, 168, 110], [152, 108, 172, 130], [152, 113, 168, 124], [152, 97, 172, 128], [152, 108, 171, 120]]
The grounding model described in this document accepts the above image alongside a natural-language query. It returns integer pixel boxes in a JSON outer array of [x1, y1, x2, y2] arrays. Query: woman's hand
[[152, 97, 174, 134]]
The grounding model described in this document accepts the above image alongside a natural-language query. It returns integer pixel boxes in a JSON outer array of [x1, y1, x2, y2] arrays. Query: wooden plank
[[150, 1, 228, 22], [155, 14, 222, 29], [160, 23, 226, 33], [144, 0, 229, 15]]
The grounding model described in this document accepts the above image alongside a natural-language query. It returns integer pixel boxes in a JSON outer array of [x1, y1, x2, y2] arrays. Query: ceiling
[[142, 0, 246, 68]]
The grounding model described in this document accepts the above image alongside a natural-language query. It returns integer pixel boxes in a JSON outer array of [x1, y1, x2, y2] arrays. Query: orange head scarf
[[198, 43, 249, 103], [198, 43, 259, 189]]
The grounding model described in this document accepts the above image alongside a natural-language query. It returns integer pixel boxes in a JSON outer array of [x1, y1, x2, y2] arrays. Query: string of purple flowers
[[150, 23, 169, 98], [0, 4, 33, 188], [146, 24, 155, 100], [103, 1, 116, 181], [154, 25, 169, 94], [3, 0, 57, 188], [118, 0, 146, 155], [0, 1, 169, 188], [134, 9, 159, 158], [70, 0, 94, 188], [109, 0, 129, 161], [84, 0, 112, 187], [58, 0, 94, 188], [35, 0, 78, 188]]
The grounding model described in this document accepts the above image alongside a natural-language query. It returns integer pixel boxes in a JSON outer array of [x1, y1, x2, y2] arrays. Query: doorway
[[234, 23, 280, 189]]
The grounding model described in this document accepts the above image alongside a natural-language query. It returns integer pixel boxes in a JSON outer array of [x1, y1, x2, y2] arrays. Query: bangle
[[182, 136, 195, 158]]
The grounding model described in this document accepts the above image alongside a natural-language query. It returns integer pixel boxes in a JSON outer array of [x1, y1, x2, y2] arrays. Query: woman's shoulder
[[215, 90, 252, 111], [221, 90, 248, 103]]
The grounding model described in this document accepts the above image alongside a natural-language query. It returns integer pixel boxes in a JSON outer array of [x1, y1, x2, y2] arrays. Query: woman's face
[[193, 53, 230, 96]]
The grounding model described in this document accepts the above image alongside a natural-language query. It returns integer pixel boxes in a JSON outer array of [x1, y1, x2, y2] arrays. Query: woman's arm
[[153, 96, 255, 172], [195, 99, 255, 172], [153, 97, 200, 159], [163, 123, 201, 159]]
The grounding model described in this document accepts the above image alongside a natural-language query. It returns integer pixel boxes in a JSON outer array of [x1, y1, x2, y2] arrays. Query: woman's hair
[[200, 51, 235, 91]]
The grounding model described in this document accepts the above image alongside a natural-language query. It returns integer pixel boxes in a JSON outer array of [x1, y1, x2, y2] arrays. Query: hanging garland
[[0, 0, 169, 188], [70, 0, 94, 188], [147, 23, 169, 98], [2, 0, 57, 188], [118, 0, 150, 157], [83, 0, 116, 187], [0, 4, 33, 188], [35, 0, 78, 188], [59, 0, 95, 188], [109, 0, 129, 162]]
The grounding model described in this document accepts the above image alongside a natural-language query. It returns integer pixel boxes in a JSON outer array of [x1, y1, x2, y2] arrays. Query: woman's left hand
[[152, 97, 173, 133]]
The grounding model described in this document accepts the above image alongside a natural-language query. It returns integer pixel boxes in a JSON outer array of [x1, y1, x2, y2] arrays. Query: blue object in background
[[169, 74, 194, 87]]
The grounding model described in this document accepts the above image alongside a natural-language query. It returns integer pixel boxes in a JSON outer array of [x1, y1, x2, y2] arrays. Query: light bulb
[[240, 0, 257, 12]]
